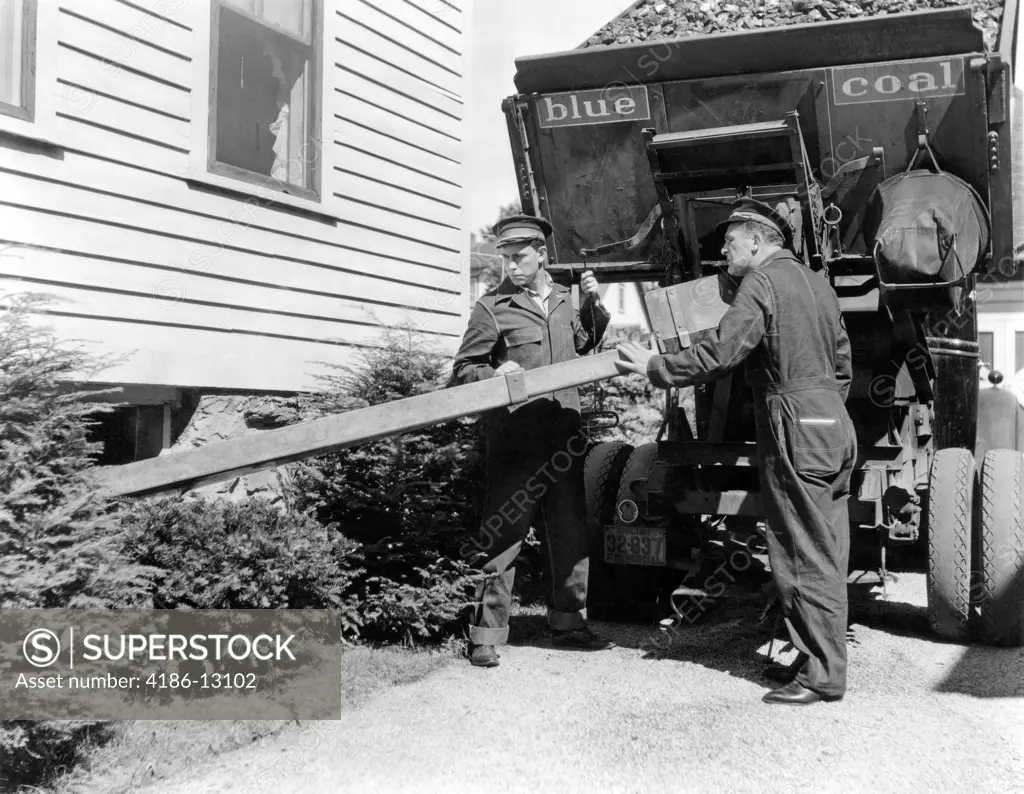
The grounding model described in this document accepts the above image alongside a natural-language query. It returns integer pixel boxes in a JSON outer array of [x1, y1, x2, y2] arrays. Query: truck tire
[[583, 441, 633, 617], [604, 442, 663, 622], [926, 448, 974, 642], [978, 449, 1024, 646]]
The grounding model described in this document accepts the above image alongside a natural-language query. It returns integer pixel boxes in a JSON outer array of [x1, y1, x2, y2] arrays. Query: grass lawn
[[38, 639, 463, 794]]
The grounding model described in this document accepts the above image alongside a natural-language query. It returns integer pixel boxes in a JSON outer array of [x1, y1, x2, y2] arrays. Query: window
[[1016, 331, 1024, 374], [979, 331, 994, 369], [618, 284, 625, 313], [208, 0, 323, 199], [0, 0, 35, 122]]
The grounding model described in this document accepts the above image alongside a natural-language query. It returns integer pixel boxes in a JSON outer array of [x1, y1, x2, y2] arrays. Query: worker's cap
[[493, 214, 554, 250], [716, 198, 793, 245]]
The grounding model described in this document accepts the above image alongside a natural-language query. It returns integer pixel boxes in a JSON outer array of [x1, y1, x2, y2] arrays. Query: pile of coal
[[582, 0, 1005, 52]]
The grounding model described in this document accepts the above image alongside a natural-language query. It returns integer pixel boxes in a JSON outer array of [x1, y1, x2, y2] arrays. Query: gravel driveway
[[146, 572, 1023, 794]]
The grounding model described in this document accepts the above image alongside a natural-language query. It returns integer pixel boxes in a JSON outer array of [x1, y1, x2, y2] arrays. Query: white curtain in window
[[0, 0, 24, 107]]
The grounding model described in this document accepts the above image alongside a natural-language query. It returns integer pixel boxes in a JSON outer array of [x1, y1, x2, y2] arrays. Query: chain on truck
[[501, 3, 1024, 646]]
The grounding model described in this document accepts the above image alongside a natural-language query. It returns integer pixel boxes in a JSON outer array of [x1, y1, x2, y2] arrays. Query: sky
[[463, 0, 636, 236]]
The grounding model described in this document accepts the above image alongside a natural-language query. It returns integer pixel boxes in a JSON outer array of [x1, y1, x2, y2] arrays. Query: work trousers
[[754, 380, 856, 698], [467, 403, 590, 646]]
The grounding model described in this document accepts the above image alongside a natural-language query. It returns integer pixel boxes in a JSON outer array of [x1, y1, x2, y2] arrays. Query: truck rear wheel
[[583, 441, 633, 619], [926, 448, 974, 642], [603, 442, 663, 622], [977, 449, 1024, 646]]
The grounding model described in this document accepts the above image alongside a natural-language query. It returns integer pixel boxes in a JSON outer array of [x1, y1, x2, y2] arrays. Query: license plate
[[603, 525, 667, 566]]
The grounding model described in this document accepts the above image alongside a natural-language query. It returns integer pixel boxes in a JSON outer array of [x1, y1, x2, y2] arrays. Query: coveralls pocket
[[504, 326, 543, 369], [787, 415, 845, 477]]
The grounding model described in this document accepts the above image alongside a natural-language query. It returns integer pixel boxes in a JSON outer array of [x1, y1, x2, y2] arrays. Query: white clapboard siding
[[333, 195, 461, 253], [3, 279, 396, 348], [383, 0, 461, 54], [0, 250, 465, 338], [332, 117, 460, 189], [335, 150, 460, 208], [31, 314, 359, 392], [334, 162, 461, 227], [7, 171, 462, 280], [132, 0, 195, 32], [337, 6, 460, 96], [345, 0, 460, 75], [332, 90, 461, 164], [0, 0, 466, 393], [335, 44, 461, 130], [51, 82, 191, 151], [61, 0, 193, 58], [0, 206, 463, 314], [0, 151, 462, 274], [56, 111, 190, 176], [57, 43, 191, 120], [57, 6, 192, 91]]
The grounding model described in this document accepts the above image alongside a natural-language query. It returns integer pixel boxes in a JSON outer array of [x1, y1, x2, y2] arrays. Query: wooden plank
[[0, 249, 466, 337], [333, 163, 461, 228], [57, 6, 192, 90], [61, 0, 193, 58], [333, 118, 461, 192], [335, 43, 462, 129], [3, 167, 462, 275], [331, 92, 461, 163], [0, 204, 464, 307], [57, 43, 191, 120], [345, 0, 460, 74], [337, 8, 461, 97], [513, 8, 984, 93], [50, 82, 190, 151], [28, 313, 363, 392], [92, 350, 623, 497]]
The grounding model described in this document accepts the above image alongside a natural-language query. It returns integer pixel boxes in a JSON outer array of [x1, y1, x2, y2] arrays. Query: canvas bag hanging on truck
[[862, 169, 990, 313]]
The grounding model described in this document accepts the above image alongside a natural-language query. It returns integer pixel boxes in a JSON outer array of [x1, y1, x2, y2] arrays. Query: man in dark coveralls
[[450, 214, 616, 668], [616, 199, 856, 705]]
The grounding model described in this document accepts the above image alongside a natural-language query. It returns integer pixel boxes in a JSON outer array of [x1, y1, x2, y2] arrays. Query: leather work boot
[[762, 681, 843, 705], [470, 644, 500, 668], [551, 625, 616, 651]]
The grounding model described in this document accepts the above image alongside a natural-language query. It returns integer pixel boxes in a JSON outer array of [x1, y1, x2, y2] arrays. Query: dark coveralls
[[450, 277, 610, 646], [647, 250, 856, 698]]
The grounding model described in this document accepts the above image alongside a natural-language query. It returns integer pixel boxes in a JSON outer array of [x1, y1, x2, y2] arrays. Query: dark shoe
[[763, 652, 809, 684], [470, 645, 499, 668], [552, 626, 616, 651], [762, 681, 842, 705]]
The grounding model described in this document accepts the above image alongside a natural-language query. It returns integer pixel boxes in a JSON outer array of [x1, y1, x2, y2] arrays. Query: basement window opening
[[209, 0, 323, 200]]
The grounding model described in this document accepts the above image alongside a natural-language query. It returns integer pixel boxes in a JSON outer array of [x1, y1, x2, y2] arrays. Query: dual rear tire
[[926, 447, 1024, 646]]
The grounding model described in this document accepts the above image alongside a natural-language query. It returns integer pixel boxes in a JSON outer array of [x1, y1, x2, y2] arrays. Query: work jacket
[[449, 275, 610, 429], [647, 250, 853, 402]]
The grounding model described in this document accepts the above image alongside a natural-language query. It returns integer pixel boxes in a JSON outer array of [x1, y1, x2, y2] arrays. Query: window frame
[[0, 0, 36, 122], [188, 0, 335, 215], [0, 0, 57, 144]]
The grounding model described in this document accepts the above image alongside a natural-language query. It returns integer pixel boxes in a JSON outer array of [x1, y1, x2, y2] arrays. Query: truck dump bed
[[503, 7, 1018, 284]]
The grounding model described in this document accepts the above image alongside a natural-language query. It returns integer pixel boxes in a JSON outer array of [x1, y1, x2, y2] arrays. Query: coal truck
[[502, 3, 1024, 645]]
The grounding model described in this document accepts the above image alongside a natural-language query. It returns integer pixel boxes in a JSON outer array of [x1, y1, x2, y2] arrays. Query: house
[[0, 0, 469, 464]]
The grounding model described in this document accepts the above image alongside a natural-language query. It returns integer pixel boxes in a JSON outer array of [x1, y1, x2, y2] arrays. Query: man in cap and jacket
[[616, 198, 856, 704], [450, 214, 616, 668]]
